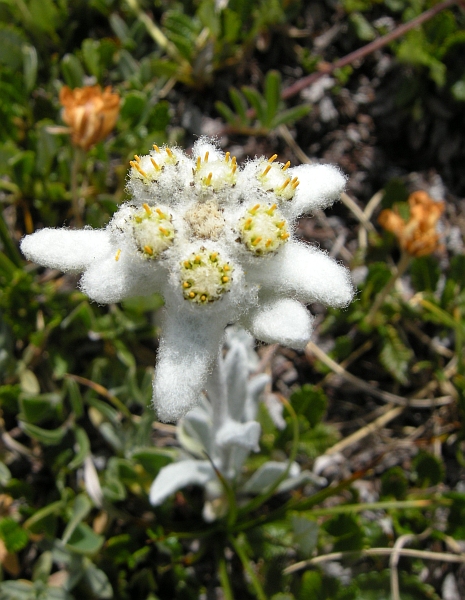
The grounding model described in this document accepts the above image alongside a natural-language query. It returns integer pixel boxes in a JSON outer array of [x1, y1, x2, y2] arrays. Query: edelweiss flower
[[59, 85, 120, 150], [21, 139, 353, 422]]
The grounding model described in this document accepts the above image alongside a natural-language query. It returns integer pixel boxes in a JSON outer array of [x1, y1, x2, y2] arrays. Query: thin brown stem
[[282, 0, 458, 101]]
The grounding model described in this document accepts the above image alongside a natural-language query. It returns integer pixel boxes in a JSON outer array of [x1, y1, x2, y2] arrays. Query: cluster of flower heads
[[21, 138, 353, 422], [378, 190, 445, 257]]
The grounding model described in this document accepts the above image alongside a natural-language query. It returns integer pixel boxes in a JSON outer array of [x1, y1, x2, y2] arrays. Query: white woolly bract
[[20, 138, 354, 422]]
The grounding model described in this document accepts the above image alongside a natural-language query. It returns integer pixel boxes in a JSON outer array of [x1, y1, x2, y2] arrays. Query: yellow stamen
[[222, 276, 229, 283], [195, 156, 201, 171], [150, 158, 160, 171], [279, 177, 291, 190], [282, 161, 291, 171], [210, 252, 218, 261], [155, 208, 164, 217], [183, 282, 190, 289], [266, 203, 277, 215], [134, 155, 141, 162], [249, 204, 260, 214], [194, 255, 201, 264], [291, 177, 299, 189], [153, 144, 160, 153], [261, 164, 271, 177], [276, 221, 285, 229], [252, 237, 262, 246], [189, 292, 195, 299], [205, 172, 213, 185], [231, 156, 237, 166], [280, 232, 290, 240], [232, 165, 237, 174], [166, 147, 174, 158], [268, 154, 278, 163], [135, 216, 142, 223], [244, 218, 253, 230], [265, 239, 272, 247], [130, 161, 149, 178], [184, 260, 191, 268], [115, 249, 121, 261], [224, 265, 230, 272], [200, 295, 207, 302], [143, 203, 151, 215], [144, 245, 153, 255], [225, 152, 230, 163], [159, 226, 169, 235], [204, 151, 209, 162]]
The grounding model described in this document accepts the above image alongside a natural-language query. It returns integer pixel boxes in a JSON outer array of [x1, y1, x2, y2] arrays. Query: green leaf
[[264, 70, 281, 127], [241, 86, 266, 124], [20, 421, 67, 446], [132, 448, 173, 477], [410, 255, 440, 292], [121, 91, 147, 126], [298, 571, 322, 600], [291, 516, 318, 557], [0, 25, 26, 70], [0, 462, 11, 486], [380, 466, 409, 500], [28, 0, 60, 34], [67, 427, 91, 470], [82, 39, 101, 79], [61, 54, 85, 89], [412, 451, 444, 487], [19, 393, 61, 424], [22, 44, 38, 93], [62, 494, 92, 544], [379, 324, 413, 385], [109, 13, 130, 44], [349, 12, 376, 41], [36, 120, 59, 176], [215, 100, 238, 125], [82, 562, 113, 598], [270, 104, 311, 129], [290, 385, 327, 428], [0, 517, 29, 552], [228, 87, 249, 124], [324, 513, 364, 552], [65, 523, 104, 555]]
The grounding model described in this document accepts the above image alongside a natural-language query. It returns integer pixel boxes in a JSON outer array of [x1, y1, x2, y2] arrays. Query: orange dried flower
[[378, 190, 445, 257], [59, 85, 120, 151]]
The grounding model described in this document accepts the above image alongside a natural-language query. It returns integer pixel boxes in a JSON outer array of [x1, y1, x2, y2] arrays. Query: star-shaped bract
[[21, 139, 353, 422]]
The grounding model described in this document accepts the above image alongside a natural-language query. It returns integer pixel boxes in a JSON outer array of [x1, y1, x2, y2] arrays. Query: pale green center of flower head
[[193, 150, 237, 190], [133, 203, 175, 259], [129, 145, 178, 184], [180, 248, 233, 303], [238, 202, 289, 255], [256, 154, 299, 200]]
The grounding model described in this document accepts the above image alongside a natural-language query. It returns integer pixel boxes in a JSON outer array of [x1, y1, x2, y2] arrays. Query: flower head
[[378, 191, 445, 257], [59, 85, 120, 150], [21, 138, 353, 422]]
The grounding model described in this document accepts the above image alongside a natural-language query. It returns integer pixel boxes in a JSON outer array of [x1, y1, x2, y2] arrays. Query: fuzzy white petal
[[178, 402, 213, 457], [80, 249, 164, 304], [251, 242, 354, 307], [244, 298, 313, 349], [153, 310, 227, 422], [149, 460, 214, 505], [20, 229, 112, 272], [242, 461, 300, 494], [223, 340, 249, 421], [215, 419, 261, 452], [284, 164, 346, 218]]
